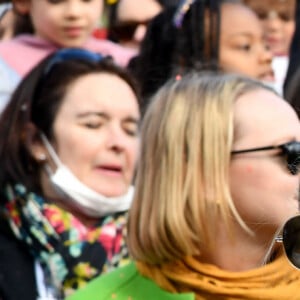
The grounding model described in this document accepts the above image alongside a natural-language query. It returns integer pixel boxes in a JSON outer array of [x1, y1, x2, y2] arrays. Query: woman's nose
[[106, 128, 129, 153]]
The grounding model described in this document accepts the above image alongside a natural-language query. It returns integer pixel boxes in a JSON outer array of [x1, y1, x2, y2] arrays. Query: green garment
[[67, 262, 194, 300]]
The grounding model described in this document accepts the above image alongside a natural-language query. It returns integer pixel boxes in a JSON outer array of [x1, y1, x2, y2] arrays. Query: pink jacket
[[0, 34, 137, 77]]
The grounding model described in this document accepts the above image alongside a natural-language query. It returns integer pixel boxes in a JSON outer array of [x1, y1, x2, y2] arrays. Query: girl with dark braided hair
[[128, 0, 274, 113]]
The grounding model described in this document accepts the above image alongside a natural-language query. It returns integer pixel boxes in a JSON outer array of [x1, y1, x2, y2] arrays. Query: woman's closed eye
[[123, 122, 139, 137], [83, 121, 103, 129], [79, 120, 139, 136], [78, 116, 104, 129]]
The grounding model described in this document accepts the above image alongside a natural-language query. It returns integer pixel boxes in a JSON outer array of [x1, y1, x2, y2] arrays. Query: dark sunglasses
[[231, 141, 300, 175], [44, 48, 105, 76], [275, 215, 300, 269], [110, 21, 148, 42]]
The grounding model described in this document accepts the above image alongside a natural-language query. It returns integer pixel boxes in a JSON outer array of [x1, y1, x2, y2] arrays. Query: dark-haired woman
[[0, 48, 140, 299]]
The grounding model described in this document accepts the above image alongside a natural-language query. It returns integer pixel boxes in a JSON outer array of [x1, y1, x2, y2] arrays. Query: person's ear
[[23, 123, 48, 163], [12, 0, 30, 15]]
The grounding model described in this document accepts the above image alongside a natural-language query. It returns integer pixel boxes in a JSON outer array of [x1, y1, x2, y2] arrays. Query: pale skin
[[30, 73, 140, 225], [202, 89, 300, 271], [13, 0, 103, 47]]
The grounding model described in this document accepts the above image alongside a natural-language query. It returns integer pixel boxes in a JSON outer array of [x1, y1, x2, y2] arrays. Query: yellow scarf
[[137, 254, 300, 299]]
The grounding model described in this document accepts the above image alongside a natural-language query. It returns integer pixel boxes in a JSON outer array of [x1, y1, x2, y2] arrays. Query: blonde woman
[[68, 72, 300, 300]]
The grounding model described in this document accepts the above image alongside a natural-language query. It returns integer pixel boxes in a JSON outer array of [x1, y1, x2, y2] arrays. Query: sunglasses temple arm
[[260, 228, 283, 266]]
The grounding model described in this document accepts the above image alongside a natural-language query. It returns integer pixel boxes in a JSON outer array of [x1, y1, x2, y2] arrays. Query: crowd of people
[[0, 0, 299, 299]]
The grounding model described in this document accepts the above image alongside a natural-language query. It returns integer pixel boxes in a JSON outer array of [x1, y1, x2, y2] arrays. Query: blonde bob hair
[[128, 72, 273, 264]]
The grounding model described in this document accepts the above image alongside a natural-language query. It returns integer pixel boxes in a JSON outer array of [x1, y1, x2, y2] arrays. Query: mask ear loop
[[39, 133, 63, 175]]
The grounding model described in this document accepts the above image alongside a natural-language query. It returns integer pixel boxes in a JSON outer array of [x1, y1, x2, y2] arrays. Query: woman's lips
[[95, 165, 123, 177]]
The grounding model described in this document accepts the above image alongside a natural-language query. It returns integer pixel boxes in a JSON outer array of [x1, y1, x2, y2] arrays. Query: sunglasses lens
[[110, 23, 138, 41], [284, 142, 300, 175], [287, 163, 299, 175], [282, 215, 300, 269]]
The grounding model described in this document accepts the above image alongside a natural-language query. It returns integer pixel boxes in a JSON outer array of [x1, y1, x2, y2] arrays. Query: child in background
[[130, 0, 274, 112], [0, 0, 137, 112], [243, 0, 296, 95], [243, 0, 295, 56]]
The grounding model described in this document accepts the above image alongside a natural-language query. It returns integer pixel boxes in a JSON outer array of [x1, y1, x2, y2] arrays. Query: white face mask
[[40, 134, 134, 217]]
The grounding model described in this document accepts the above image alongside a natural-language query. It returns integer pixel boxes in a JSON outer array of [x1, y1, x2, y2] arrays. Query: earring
[[37, 153, 46, 162]]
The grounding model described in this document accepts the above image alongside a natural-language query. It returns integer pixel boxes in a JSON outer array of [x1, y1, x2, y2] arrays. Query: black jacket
[[0, 219, 37, 300]]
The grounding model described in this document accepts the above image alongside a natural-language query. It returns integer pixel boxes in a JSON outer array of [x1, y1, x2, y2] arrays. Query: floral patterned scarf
[[2, 184, 130, 298]]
